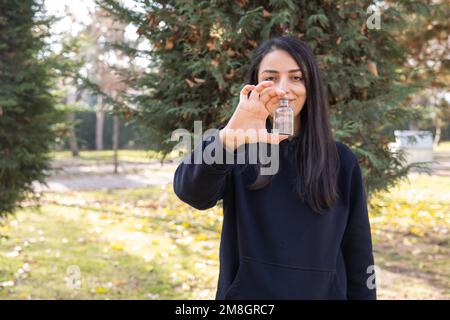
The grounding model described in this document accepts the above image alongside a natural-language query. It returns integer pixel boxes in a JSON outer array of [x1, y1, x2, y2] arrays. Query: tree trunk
[[113, 114, 120, 174], [65, 86, 79, 157], [96, 96, 105, 151], [408, 121, 419, 131], [67, 112, 79, 156], [434, 118, 442, 147]]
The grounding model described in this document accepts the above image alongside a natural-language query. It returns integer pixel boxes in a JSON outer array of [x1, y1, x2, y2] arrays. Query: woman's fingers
[[254, 80, 275, 93], [239, 84, 256, 101], [259, 87, 286, 106], [239, 82, 268, 101], [240, 81, 284, 104], [265, 95, 285, 115], [238, 82, 287, 118], [254, 87, 286, 116], [248, 81, 274, 100]]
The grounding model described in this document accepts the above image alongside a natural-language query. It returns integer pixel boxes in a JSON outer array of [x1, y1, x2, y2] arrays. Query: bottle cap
[[279, 98, 289, 107]]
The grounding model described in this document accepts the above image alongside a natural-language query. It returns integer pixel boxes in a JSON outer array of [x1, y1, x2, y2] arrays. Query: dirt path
[[36, 150, 450, 193], [34, 162, 178, 192]]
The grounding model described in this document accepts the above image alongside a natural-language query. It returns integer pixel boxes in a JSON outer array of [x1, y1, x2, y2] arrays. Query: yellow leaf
[[195, 234, 208, 241], [111, 243, 124, 251], [408, 226, 424, 237], [95, 287, 107, 294], [182, 222, 190, 228]]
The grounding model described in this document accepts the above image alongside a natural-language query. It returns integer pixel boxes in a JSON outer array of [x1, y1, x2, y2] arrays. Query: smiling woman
[[173, 36, 376, 300], [258, 51, 307, 137]]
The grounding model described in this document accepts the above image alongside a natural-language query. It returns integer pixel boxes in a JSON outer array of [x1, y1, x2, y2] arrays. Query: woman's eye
[[263, 76, 303, 81]]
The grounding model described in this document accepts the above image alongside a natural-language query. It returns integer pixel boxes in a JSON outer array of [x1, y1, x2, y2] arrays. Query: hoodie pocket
[[224, 256, 344, 300]]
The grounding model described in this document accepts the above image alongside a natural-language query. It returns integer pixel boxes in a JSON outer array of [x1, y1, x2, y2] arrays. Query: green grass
[[369, 175, 450, 299], [0, 175, 448, 299], [49, 150, 180, 163], [0, 186, 221, 299], [434, 140, 450, 153]]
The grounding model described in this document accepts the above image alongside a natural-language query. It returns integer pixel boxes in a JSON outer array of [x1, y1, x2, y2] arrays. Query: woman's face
[[257, 49, 307, 118]]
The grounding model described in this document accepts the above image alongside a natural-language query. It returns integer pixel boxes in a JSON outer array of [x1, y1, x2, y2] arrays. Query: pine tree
[[99, 0, 426, 196], [393, 0, 450, 145], [0, 0, 57, 215]]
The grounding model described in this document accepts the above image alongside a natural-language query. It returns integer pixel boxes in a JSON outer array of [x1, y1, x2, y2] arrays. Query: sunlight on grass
[[0, 186, 221, 299], [1, 175, 449, 299], [369, 174, 449, 299], [433, 140, 450, 153]]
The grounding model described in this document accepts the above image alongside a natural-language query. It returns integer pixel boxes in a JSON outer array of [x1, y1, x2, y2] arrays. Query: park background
[[0, 0, 449, 299]]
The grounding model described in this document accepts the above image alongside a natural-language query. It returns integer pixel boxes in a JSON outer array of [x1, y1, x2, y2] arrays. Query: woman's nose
[[275, 85, 290, 97], [276, 78, 289, 92]]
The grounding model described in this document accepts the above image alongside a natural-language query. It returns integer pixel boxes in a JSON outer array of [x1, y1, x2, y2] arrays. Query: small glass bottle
[[273, 98, 294, 136]]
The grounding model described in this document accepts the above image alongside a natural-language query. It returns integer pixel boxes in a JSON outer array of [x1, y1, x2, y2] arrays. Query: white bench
[[389, 130, 434, 165]]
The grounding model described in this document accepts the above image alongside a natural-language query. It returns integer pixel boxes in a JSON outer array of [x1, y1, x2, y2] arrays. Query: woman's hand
[[219, 80, 289, 151]]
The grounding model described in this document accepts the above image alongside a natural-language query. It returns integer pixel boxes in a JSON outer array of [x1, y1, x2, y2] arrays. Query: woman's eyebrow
[[261, 69, 302, 74]]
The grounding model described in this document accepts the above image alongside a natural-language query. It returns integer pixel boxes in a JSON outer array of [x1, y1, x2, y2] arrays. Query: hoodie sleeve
[[173, 129, 236, 210], [341, 159, 377, 300]]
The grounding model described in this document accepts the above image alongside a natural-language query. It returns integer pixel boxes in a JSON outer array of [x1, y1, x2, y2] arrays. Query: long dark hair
[[243, 36, 340, 214]]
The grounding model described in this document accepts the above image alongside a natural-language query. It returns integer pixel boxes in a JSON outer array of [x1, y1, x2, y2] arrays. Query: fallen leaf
[[111, 243, 124, 251], [182, 222, 190, 228], [95, 287, 107, 294], [195, 234, 208, 241], [408, 226, 425, 237]]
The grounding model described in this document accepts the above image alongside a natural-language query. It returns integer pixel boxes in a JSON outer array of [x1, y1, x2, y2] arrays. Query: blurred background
[[0, 0, 448, 299]]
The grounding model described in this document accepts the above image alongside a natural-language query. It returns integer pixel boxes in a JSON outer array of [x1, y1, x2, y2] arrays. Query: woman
[[173, 36, 376, 300]]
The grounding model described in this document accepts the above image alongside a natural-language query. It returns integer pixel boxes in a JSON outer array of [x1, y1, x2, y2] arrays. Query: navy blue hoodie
[[173, 129, 376, 300]]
